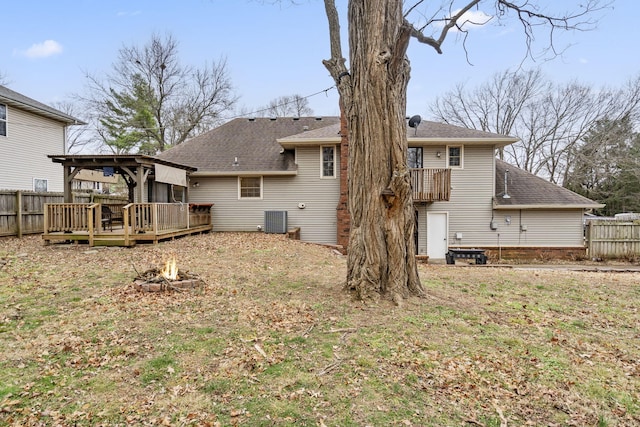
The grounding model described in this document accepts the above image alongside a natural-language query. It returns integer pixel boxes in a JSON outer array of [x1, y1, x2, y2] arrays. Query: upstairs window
[[408, 147, 423, 168], [0, 103, 6, 137], [321, 146, 336, 178], [239, 176, 262, 199], [447, 145, 463, 168]]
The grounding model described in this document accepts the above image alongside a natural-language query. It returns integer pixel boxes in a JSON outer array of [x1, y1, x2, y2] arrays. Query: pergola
[[47, 154, 197, 203]]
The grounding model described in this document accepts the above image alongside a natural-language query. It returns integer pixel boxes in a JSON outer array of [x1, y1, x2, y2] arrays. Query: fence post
[[586, 220, 592, 258], [16, 191, 23, 238]]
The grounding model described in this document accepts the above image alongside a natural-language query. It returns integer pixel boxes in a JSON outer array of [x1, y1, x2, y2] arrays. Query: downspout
[[63, 124, 68, 154]]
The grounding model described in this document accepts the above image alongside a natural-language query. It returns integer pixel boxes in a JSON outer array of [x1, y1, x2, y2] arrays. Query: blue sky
[[2, 0, 639, 119]]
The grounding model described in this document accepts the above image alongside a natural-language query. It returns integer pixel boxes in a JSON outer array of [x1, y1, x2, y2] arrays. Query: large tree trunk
[[324, 0, 424, 303]]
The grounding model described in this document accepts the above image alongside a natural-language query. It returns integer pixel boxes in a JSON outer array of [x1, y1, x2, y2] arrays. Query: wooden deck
[[42, 202, 213, 247]]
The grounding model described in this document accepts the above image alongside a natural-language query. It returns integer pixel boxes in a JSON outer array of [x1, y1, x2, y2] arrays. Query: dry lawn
[[0, 233, 639, 426]]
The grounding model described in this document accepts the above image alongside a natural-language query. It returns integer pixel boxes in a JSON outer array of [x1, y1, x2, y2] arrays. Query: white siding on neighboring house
[[491, 209, 585, 247], [424, 145, 496, 253], [189, 145, 341, 245], [0, 106, 65, 191]]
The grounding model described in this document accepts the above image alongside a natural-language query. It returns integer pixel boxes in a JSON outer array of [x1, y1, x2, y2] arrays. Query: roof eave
[[493, 203, 605, 210], [278, 136, 519, 149], [409, 137, 519, 147], [278, 137, 341, 149], [191, 170, 298, 177], [0, 97, 86, 125]]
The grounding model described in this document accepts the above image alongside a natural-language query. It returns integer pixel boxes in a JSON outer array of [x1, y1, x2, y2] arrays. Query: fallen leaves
[[1, 233, 639, 426]]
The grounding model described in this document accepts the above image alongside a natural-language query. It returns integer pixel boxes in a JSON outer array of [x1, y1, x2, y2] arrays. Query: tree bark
[[324, 0, 423, 303]]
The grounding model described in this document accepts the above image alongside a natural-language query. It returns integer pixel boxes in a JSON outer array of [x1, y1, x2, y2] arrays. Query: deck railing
[[44, 203, 98, 232], [410, 168, 451, 202], [44, 203, 209, 235], [124, 203, 190, 234], [42, 202, 212, 246]]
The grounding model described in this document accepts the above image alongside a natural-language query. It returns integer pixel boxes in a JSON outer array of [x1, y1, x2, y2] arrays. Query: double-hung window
[[321, 146, 336, 178], [447, 145, 463, 168], [239, 176, 262, 199], [0, 103, 6, 137]]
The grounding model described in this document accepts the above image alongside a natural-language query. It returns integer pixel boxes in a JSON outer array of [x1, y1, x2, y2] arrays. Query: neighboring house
[[72, 169, 120, 194], [158, 116, 603, 260], [0, 85, 84, 192]]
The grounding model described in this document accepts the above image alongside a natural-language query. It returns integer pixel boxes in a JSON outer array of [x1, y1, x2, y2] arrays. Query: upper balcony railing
[[410, 168, 451, 202]]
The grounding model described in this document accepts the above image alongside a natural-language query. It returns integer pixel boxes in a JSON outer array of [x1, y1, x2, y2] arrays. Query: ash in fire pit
[[133, 256, 205, 292]]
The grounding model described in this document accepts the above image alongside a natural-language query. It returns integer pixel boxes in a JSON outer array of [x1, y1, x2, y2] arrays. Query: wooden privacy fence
[[586, 220, 640, 258], [0, 190, 127, 238]]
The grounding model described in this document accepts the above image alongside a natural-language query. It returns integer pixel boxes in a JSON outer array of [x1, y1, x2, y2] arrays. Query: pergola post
[[63, 165, 73, 202], [136, 164, 145, 202]]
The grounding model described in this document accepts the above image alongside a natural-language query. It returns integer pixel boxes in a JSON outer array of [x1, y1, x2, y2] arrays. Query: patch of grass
[[0, 383, 20, 399], [202, 377, 234, 395], [140, 354, 176, 385], [1, 234, 639, 426]]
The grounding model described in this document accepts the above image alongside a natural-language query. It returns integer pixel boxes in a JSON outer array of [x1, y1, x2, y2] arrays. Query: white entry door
[[427, 212, 448, 259]]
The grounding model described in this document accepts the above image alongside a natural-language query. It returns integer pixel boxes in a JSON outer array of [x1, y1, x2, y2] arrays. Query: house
[[157, 116, 603, 260], [0, 85, 84, 192], [72, 169, 120, 194], [157, 117, 341, 244], [492, 159, 604, 259]]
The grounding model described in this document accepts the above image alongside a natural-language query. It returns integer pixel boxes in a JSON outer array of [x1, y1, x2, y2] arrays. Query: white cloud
[[20, 40, 63, 59], [579, 58, 589, 64], [435, 9, 493, 32]]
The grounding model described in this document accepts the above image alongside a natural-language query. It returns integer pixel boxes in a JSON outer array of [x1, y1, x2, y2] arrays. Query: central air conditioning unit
[[264, 211, 288, 234]]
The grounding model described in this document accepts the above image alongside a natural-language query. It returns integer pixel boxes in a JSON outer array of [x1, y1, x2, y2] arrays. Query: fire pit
[[133, 256, 205, 292]]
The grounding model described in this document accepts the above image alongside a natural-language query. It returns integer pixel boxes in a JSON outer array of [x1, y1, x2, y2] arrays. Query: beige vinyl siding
[[425, 145, 496, 251], [415, 204, 428, 255], [490, 209, 585, 247], [189, 145, 340, 245], [0, 106, 65, 191]]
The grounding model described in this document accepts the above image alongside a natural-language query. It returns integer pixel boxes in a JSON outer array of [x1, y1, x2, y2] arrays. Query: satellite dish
[[408, 115, 421, 135]]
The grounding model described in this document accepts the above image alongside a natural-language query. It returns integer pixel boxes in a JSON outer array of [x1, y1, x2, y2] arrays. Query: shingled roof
[[157, 117, 340, 175], [279, 119, 518, 148], [494, 159, 603, 209], [0, 84, 85, 124]]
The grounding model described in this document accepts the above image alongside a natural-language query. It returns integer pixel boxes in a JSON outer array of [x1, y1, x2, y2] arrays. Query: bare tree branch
[[51, 101, 92, 154], [78, 33, 237, 154], [405, 0, 612, 61], [430, 69, 640, 183]]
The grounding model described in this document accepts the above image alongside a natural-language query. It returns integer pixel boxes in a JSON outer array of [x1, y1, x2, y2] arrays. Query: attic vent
[[264, 211, 288, 234], [270, 117, 277, 121], [292, 117, 300, 121], [315, 117, 322, 120], [248, 118, 255, 122]]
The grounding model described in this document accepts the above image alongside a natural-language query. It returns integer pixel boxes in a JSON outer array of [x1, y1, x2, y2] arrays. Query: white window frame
[[238, 176, 263, 200], [447, 145, 464, 169], [33, 178, 48, 192], [320, 145, 336, 178], [0, 103, 7, 137]]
